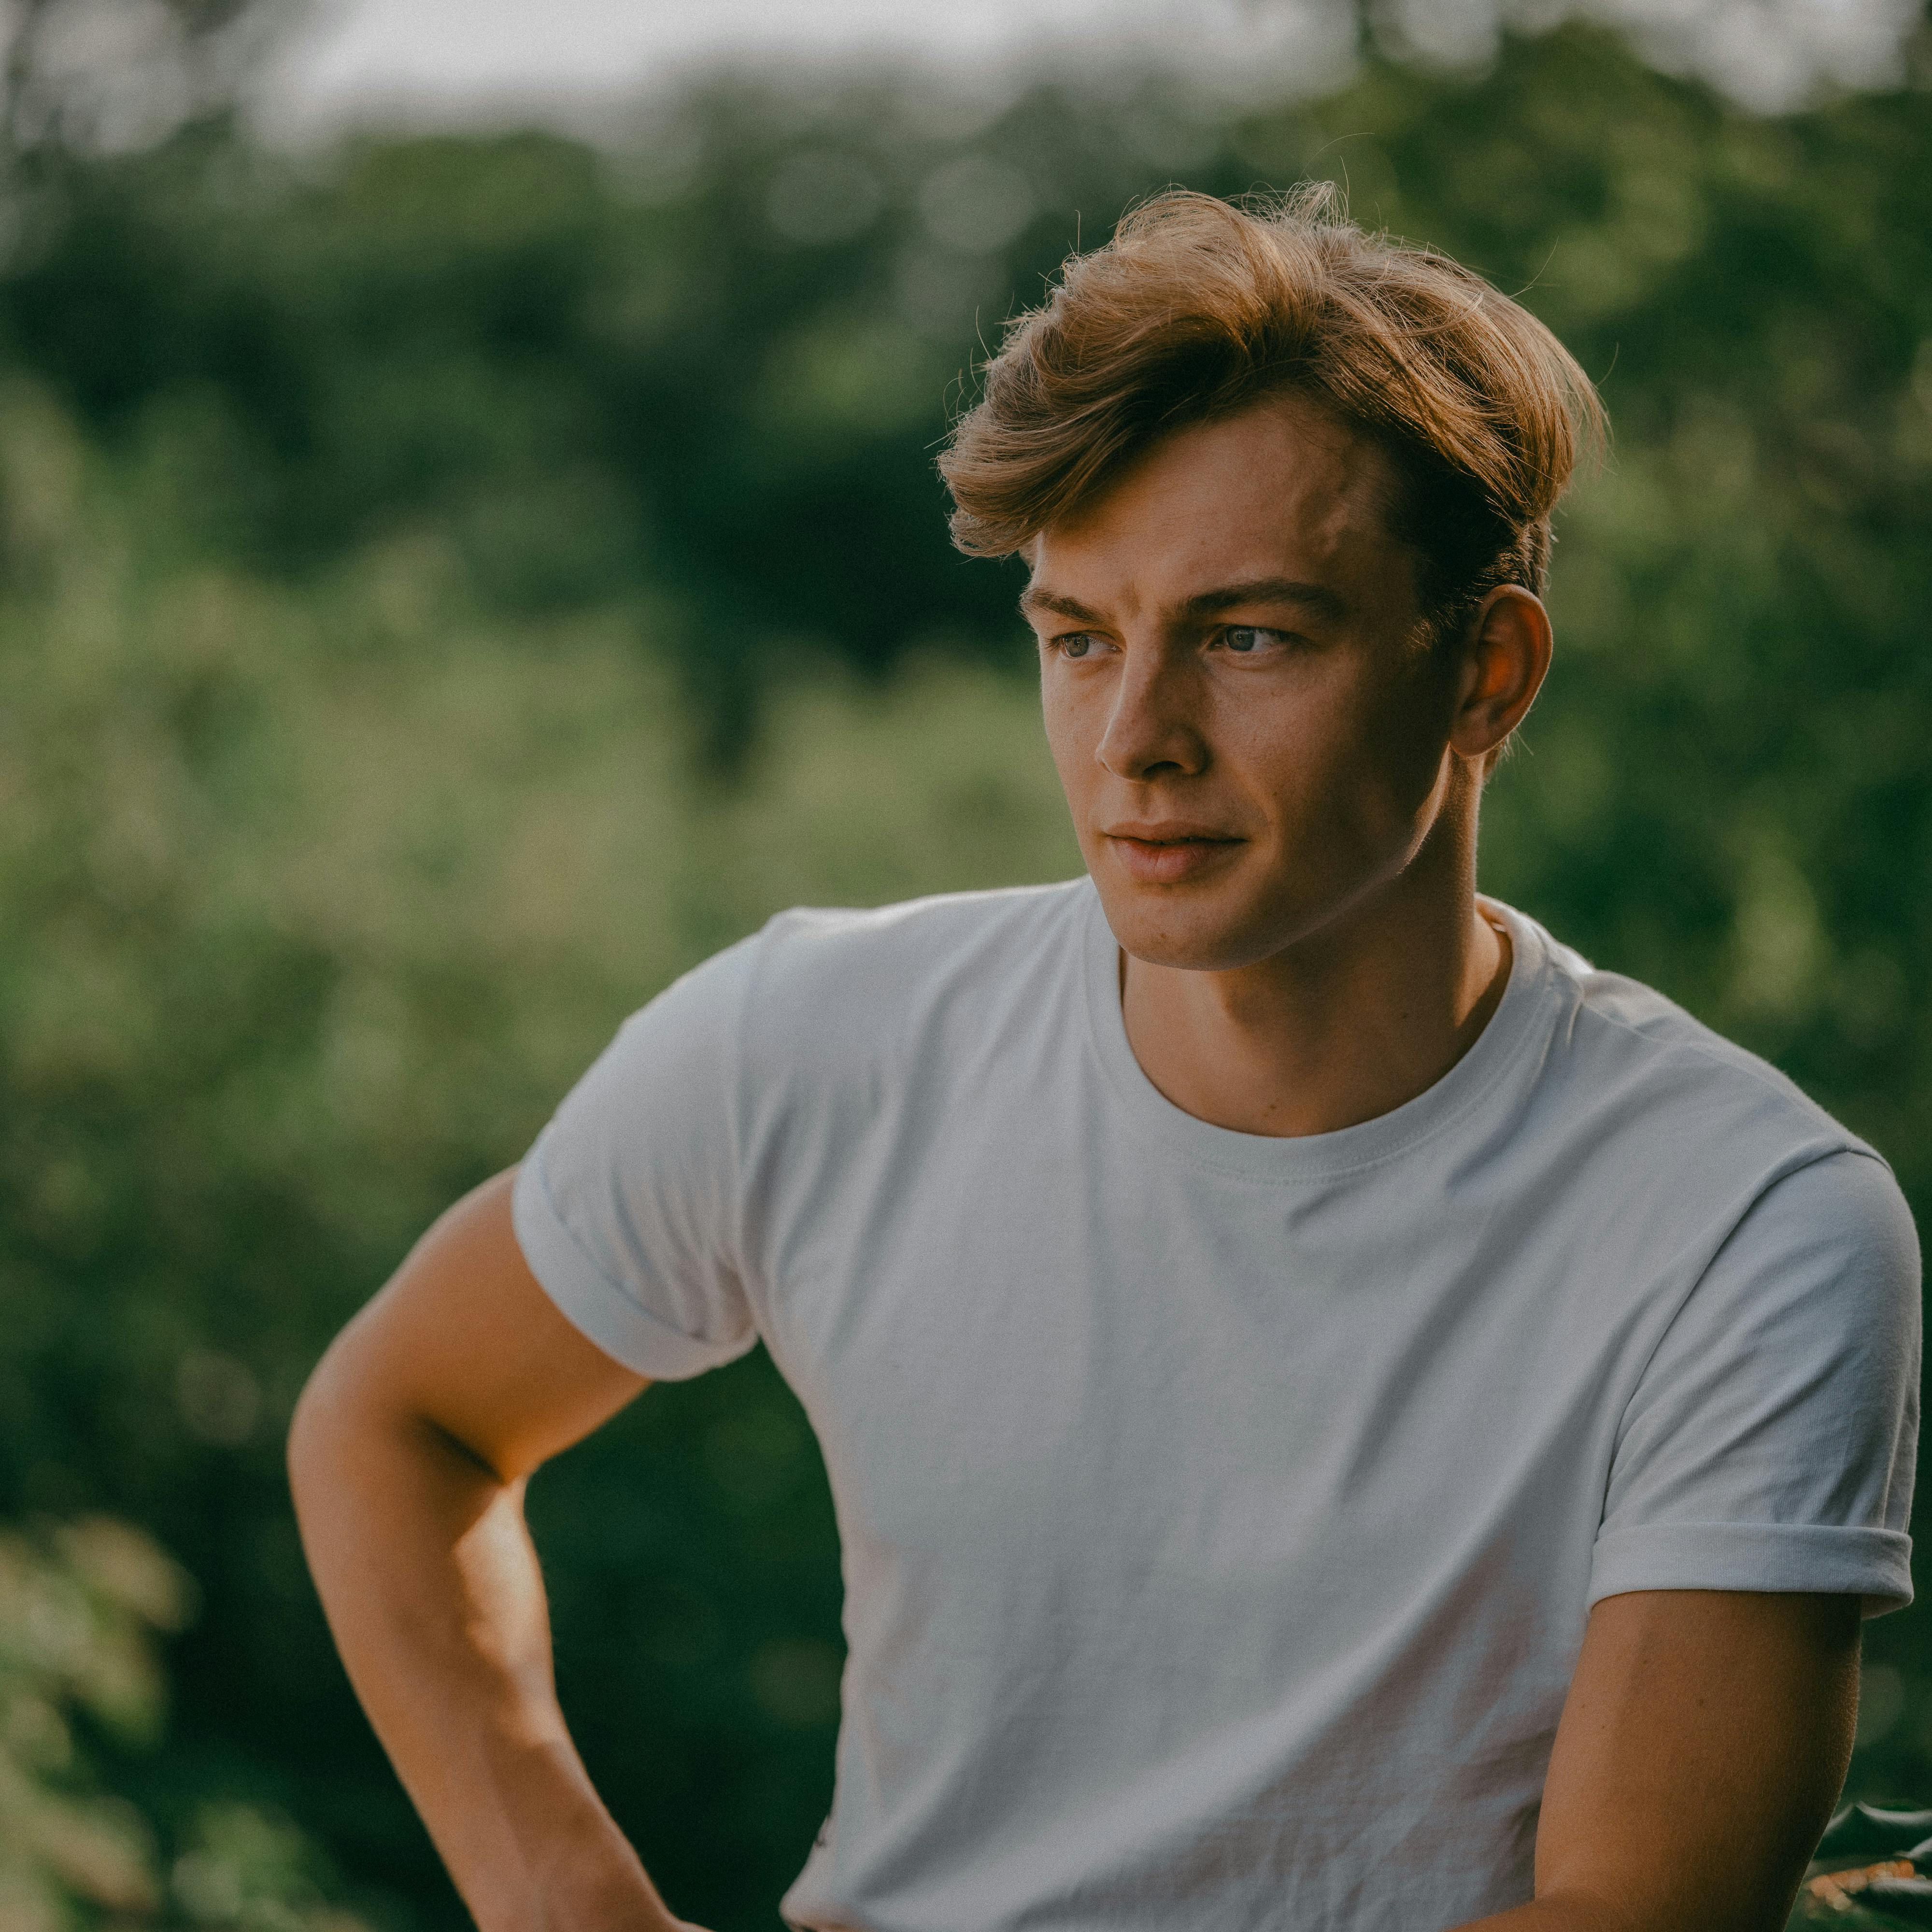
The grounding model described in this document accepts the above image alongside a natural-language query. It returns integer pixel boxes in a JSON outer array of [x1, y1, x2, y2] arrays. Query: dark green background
[[1, 6, 1928, 1925]]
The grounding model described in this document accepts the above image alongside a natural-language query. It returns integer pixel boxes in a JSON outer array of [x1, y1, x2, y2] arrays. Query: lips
[[1104, 822, 1239, 843], [1102, 825, 1244, 885]]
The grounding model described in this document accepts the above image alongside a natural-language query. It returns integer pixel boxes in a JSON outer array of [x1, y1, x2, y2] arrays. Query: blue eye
[[1225, 627, 1271, 653], [1059, 634, 1094, 658]]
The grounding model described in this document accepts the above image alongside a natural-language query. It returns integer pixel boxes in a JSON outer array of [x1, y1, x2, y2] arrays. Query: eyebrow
[[1018, 575, 1349, 626], [1018, 586, 1105, 623], [1180, 576, 1350, 623]]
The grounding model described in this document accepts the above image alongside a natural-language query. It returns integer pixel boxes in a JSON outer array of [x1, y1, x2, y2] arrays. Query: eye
[[1054, 632, 1098, 659], [1222, 625, 1284, 655]]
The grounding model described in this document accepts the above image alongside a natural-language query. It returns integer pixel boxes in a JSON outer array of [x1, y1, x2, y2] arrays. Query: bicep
[[1535, 1588, 1861, 1932], [313, 1167, 649, 1481]]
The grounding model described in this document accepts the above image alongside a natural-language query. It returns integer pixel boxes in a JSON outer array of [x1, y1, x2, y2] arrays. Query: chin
[[1094, 880, 1293, 975]]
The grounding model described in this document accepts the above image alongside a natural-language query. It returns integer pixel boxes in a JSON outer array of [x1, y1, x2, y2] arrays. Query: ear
[[1449, 584, 1552, 769]]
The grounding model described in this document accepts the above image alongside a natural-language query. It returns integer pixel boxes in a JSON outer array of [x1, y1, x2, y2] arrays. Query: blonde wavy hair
[[939, 185, 1605, 643]]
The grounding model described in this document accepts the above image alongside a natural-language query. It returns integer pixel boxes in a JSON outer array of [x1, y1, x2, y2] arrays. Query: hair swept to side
[[938, 183, 1605, 635]]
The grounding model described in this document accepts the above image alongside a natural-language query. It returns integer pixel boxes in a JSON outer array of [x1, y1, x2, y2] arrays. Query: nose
[[1095, 649, 1208, 783]]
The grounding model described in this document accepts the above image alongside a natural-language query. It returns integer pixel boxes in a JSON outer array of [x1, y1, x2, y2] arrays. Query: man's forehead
[[1023, 397, 1400, 612]]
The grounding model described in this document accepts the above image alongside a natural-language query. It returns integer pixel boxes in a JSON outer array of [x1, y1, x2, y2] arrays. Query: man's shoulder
[[1522, 911, 1879, 1181], [757, 877, 1090, 965], [738, 877, 1092, 1055]]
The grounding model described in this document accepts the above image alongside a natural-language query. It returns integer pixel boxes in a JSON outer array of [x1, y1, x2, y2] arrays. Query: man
[[289, 187, 1920, 1932]]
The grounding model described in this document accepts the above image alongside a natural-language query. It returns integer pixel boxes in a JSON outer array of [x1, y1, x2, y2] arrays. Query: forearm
[[1456, 1894, 1797, 1932], [288, 1357, 677, 1932], [1452, 1898, 1631, 1932]]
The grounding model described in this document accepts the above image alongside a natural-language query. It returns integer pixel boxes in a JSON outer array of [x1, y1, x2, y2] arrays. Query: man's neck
[[1118, 851, 1513, 1140]]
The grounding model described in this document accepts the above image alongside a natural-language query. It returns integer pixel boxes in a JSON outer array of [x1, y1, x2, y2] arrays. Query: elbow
[[286, 1331, 366, 1519], [285, 1348, 335, 1513], [286, 1328, 516, 1519]]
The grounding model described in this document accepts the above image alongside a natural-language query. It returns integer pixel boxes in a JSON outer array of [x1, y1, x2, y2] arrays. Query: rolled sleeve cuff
[[510, 1155, 756, 1382], [1588, 1521, 1914, 1619]]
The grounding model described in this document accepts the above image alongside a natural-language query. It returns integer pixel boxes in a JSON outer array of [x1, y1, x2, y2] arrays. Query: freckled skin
[[1028, 394, 1468, 976], [1023, 391, 1559, 1139]]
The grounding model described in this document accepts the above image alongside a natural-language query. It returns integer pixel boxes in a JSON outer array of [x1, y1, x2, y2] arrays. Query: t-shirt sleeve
[[1589, 1148, 1921, 1617], [510, 933, 763, 1381]]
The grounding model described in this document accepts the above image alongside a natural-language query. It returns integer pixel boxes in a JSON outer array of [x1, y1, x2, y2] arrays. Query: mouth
[[1101, 827, 1245, 886]]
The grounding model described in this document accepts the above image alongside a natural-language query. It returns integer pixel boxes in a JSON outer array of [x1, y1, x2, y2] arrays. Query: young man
[[289, 189, 1920, 1932]]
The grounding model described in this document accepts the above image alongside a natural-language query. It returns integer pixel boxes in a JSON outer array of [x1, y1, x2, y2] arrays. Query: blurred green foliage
[[0, 7, 1927, 1927], [0, 1512, 367, 1929]]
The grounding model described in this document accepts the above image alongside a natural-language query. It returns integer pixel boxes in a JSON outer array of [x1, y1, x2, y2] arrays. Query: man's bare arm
[[287, 1168, 696, 1932], [1456, 1587, 1861, 1932]]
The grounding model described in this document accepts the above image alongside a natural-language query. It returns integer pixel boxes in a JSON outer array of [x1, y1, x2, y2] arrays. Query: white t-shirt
[[512, 879, 1920, 1932]]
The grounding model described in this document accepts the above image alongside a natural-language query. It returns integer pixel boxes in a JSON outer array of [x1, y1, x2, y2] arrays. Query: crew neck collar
[[1079, 878, 1555, 1184]]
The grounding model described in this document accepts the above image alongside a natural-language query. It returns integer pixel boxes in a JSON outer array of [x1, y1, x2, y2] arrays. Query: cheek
[[1226, 662, 1449, 845], [1038, 672, 1094, 794]]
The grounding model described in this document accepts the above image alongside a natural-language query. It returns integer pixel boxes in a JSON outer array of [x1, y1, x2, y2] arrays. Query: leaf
[[1818, 1805, 1932, 1863]]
